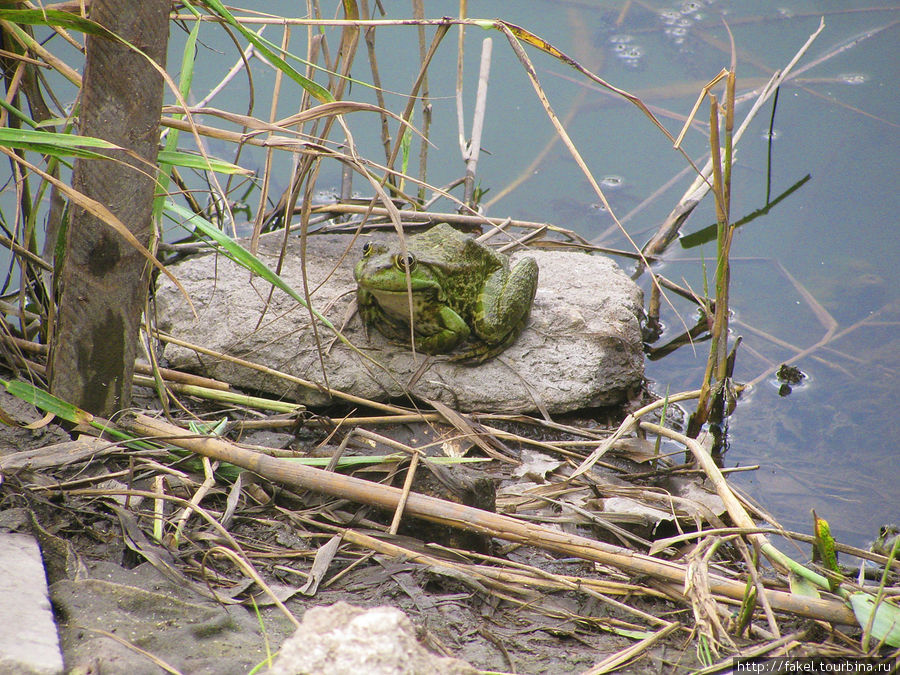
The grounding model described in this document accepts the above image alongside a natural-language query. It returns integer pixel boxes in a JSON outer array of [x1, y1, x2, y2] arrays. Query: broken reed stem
[[386, 23, 451, 190], [389, 450, 419, 534], [717, 68, 737, 387], [641, 19, 824, 264], [311, 202, 554, 232], [173, 456, 217, 544], [639, 420, 852, 602], [572, 389, 703, 477], [582, 622, 681, 675], [455, 1, 467, 157], [462, 37, 492, 209], [0, 333, 301, 413], [122, 412, 856, 625], [361, 9, 392, 167], [340, 528, 673, 630], [411, 0, 431, 204], [132, 376, 301, 414], [690, 97, 726, 433]]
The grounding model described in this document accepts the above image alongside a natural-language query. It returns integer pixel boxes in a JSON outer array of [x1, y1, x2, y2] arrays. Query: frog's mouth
[[365, 287, 434, 319], [358, 275, 441, 296]]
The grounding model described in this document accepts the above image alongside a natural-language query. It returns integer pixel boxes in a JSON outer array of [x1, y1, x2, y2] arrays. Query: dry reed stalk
[[582, 622, 681, 675], [461, 37, 492, 209]]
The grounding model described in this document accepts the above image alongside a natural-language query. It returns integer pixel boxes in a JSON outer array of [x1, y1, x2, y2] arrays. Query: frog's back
[[411, 224, 503, 268], [411, 224, 505, 316]]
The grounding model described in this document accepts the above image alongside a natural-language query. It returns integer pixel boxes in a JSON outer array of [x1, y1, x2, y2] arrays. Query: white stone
[[0, 533, 64, 675], [267, 602, 476, 675]]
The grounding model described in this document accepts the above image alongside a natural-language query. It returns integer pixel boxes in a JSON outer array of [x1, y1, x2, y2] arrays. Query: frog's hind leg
[[471, 257, 539, 344], [462, 257, 539, 363]]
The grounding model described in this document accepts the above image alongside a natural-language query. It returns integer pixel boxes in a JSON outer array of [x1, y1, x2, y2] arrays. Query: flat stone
[[0, 533, 64, 675], [155, 230, 644, 413]]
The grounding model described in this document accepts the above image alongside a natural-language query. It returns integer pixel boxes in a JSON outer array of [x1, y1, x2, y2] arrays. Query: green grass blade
[[2, 378, 95, 426], [0, 378, 153, 448], [154, 13, 201, 222], [163, 202, 360, 353], [156, 150, 249, 175], [187, 0, 334, 103], [0, 127, 117, 150], [0, 8, 119, 38], [0, 99, 40, 129], [0, 129, 245, 174], [850, 593, 900, 647]]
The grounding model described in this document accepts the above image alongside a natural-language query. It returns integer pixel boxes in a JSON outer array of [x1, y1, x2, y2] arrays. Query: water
[[2, 2, 898, 549]]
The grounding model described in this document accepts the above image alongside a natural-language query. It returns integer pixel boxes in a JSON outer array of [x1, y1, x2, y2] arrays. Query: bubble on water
[[659, 9, 680, 25], [590, 202, 608, 212], [616, 45, 644, 68], [839, 73, 868, 85], [609, 34, 634, 46], [777, 7, 794, 18], [600, 175, 624, 188], [608, 34, 644, 67], [661, 8, 694, 47], [761, 128, 781, 141]]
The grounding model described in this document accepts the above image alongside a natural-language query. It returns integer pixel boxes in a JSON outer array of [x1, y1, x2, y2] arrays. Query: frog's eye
[[395, 253, 416, 272], [362, 242, 373, 255]]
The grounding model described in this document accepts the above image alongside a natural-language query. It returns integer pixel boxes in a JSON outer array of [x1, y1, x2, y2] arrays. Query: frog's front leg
[[356, 288, 380, 335], [472, 257, 539, 347], [413, 305, 470, 354]]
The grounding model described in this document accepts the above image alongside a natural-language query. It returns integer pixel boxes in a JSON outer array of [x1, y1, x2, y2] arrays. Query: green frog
[[354, 223, 539, 362], [872, 524, 899, 558]]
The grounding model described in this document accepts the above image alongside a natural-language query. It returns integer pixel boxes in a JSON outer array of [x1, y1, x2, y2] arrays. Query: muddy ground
[[0, 383, 813, 674]]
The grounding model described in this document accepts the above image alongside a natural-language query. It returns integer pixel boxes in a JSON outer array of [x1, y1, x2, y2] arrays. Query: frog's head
[[354, 240, 444, 298]]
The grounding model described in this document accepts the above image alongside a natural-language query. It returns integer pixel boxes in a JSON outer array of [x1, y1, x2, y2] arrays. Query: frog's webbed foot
[[447, 330, 521, 365], [447, 346, 498, 365]]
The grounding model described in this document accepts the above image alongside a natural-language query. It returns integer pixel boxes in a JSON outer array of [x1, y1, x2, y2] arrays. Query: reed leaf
[[189, 0, 335, 103]]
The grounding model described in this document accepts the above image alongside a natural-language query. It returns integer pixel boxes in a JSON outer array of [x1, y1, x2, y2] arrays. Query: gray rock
[[155, 230, 644, 413], [267, 602, 477, 675]]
